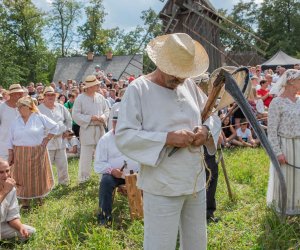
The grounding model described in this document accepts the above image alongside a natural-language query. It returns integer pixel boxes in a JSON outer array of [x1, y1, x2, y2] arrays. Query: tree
[[49, 0, 82, 57], [0, 0, 49, 84], [257, 0, 300, 57], [78, 0, 118, 55], [218, 0, 259, 52]]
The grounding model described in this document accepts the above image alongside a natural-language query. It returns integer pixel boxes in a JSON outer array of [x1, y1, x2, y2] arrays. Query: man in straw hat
[[72, 75, 109, 183], [0, 84, 24, 160], [115, 33, 221, 250], [38, 86, 72, 185]]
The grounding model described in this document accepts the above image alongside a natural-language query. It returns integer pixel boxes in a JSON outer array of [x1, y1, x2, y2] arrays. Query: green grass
[[2, 148, 300, 249]]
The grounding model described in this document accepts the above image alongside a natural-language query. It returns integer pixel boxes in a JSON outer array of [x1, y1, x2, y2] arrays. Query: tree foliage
[[219, 0, 259, 52], [49, 0, 82, 57], [0, 0, 49, 85], [78, 0, 119, 55], [257, 0, 300, 57], [219, 0, 300, 58]]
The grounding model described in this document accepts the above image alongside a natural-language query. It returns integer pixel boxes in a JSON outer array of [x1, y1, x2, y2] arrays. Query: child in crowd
[[236, 119, 260, 148], [64, 130, 80, 158]]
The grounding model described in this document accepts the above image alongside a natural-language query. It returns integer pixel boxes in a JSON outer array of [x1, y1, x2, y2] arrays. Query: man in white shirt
[[73, 75, 109, 183], [94, 111, 139, 225], [0, 158, 36, 240], [38, 87, 72, 185], [0, 84, 24, 160], [116, 33, 221, 250]]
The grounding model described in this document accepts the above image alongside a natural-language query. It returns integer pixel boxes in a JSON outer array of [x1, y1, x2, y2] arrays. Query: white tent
[[262, 50, 300, 69]]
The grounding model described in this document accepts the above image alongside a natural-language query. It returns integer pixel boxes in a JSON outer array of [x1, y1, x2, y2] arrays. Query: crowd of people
[[0, 32, 299, 249]]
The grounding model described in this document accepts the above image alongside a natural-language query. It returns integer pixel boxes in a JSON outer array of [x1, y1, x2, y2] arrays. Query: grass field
[[2, 147, 300, 249]]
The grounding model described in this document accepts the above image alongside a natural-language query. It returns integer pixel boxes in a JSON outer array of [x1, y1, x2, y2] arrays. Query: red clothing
[[257, 88, 273, 107]]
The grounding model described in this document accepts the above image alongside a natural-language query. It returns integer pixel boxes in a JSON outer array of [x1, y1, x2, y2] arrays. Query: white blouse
[[8, 113, 59, 149], [268, 97, 300, 156]]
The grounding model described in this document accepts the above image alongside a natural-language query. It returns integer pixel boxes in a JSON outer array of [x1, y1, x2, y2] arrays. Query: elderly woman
[[7, 96, 59, 209], [267, 69, 300, 215]]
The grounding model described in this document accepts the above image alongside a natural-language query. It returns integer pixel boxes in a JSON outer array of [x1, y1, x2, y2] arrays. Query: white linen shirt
[[0, 103, 19, 159], [38, 103, 72, 150], [115, 76, 221, 196], [94, 130, 139, 175], [0, 187, 20, 223], [72, 92, 109, 146], [8, 113, 59, 149]]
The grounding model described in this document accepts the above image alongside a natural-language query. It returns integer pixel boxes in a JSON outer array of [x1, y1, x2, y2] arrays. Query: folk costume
[[267, 69, 300, 215], [94, 127, 139, 224], [72, 76, 109, 183], [0, 84, 24, 160], [39, 87, 72, 185], [8, 111, 59, 199], [0, 188, 36, 240], [116, 33, 221, 250]]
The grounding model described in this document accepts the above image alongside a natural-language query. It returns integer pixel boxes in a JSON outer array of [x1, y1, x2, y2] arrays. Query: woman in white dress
[[267, 69, 300, 215], [8, 96, 59, 208]]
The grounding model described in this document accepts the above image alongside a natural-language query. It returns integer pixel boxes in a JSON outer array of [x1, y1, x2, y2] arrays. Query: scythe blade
[[223, 70, 287, 218]]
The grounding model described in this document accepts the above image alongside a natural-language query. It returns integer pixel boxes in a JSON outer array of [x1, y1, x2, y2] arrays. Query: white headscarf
[[270, 69, 300, 96]]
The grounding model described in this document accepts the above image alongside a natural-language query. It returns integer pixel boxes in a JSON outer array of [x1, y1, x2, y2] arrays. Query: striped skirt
[[267, 137, 300, 215], [11, 145, 54, 199]]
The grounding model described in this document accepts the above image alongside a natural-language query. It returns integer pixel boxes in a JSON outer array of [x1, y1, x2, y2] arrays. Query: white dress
[[267, 97, 300, 215]]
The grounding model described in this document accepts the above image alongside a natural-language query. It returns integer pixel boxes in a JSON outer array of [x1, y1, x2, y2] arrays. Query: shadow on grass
[[48, 178, 99, 200], [257, 208, 300, 249]]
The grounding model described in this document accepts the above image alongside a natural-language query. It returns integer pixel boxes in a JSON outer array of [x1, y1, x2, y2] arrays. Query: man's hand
[[91, 115, 100, 122], [91, 115, 105, 124], [19, 225, 29, 238], [2, 178, 16, 194], [166, 130, 195, 148], [111, 169, 123, 178], [192, 126, 209, 146]]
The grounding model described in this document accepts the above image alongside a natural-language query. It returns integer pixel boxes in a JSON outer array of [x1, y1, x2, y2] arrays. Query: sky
[[33, 0, 263, 31]]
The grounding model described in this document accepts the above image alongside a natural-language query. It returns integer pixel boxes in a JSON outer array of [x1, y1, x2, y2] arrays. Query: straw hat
[[146, 33, 209, 78], [43, 86, 55, 95], [8, 84, 24, 94], [84, 75, 100, 89]]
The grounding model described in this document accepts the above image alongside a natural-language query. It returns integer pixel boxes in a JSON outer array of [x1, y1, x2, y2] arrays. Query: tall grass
[[2, 148, 299, 249]]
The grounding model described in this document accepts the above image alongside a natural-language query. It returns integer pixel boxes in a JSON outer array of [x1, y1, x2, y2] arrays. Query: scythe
[[169, 67, 287, 218]]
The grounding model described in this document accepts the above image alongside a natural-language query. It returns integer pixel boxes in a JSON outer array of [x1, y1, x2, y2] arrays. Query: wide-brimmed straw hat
[[8, 84, 24, 94], [43, 86, 55, 95], [146, 33, 209, 78], [84, 75, 100, 89]]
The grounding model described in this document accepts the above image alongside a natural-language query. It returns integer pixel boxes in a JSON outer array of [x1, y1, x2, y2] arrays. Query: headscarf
[[17, 96, 39, 113], [270, 69, 300, 96]]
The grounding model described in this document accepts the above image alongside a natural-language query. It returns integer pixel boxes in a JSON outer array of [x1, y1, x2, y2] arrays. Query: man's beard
[[165, 79, 184, 89]]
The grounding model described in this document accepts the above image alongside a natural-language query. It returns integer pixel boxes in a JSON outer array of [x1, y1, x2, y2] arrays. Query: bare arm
[[8, 219, 29, 238]]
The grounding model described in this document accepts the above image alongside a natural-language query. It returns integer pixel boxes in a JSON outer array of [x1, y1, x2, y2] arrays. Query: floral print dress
[[267, 97, 300, 215]]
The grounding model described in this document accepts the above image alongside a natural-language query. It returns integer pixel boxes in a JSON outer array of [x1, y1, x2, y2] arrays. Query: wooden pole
[[217, 146, 234, 201]]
